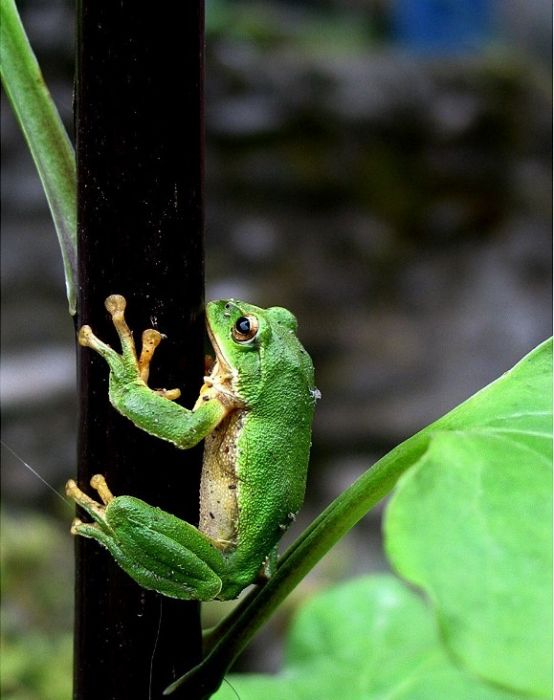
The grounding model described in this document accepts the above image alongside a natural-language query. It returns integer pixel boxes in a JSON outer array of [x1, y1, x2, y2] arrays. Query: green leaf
[[0, 0, 77, 314], [177, 342, 552, 698], [385, 339, 552, 697], [212, 576, 526, 700]]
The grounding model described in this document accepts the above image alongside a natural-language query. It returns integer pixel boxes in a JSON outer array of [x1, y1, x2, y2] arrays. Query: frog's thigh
[[74, 523, 194, 599], [106, 496, 227, 600]]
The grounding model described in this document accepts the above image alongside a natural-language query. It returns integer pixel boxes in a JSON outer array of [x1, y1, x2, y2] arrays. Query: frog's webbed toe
[[66, 474, 115, 518], [65, 474, 117, 545]]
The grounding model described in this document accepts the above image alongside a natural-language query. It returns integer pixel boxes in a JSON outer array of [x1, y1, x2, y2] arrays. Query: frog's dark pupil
[[236, 317, 250, 334]]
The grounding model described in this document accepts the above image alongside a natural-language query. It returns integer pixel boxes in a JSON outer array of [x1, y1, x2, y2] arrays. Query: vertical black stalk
[[75, 3, 205, 698]]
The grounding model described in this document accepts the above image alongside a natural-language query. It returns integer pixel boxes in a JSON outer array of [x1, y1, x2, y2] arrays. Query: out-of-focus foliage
[[1, 633, 72, 700], [213, 576, 527, 700], [206, 0, 374, 53], [1, 512, 72, 700]]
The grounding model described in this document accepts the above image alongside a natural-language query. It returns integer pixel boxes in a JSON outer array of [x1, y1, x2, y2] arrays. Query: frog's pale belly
[[198, 410, 244, 549]]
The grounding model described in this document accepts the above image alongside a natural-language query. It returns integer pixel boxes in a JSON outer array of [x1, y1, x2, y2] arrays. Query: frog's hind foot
[[65, 474, 116, 527], [65, 476, 117, 543], [66, 477, 107, 517], [90, 474, 114, 504]]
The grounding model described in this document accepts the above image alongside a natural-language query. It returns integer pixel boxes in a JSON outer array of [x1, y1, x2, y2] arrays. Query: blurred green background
[[1, 0, 551, 697]]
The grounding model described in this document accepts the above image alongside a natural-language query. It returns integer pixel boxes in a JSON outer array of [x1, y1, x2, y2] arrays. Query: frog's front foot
[[79, 294, 181, 399]]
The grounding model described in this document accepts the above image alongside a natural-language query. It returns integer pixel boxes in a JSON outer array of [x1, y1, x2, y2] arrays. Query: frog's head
[[205, 299, 314, 405]]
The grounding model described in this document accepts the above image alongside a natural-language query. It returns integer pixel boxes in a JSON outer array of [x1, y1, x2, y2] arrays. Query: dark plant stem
[[75, 2, 205, 699]]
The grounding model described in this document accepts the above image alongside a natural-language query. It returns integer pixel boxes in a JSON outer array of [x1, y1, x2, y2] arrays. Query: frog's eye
[[232, 315, 259, 343]]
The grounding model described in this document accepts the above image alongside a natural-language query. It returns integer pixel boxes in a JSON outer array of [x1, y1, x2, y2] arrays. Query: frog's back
[[223, 324, 316, 596]]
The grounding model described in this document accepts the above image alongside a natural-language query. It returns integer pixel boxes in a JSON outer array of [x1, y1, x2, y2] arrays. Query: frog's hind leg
[[66, 474, 227, 600], [104, 497, 227, 600]]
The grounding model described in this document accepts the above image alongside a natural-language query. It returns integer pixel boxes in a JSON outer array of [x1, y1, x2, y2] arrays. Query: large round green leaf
[[385, 340, 552, 697], [212, 576, 527, 700]]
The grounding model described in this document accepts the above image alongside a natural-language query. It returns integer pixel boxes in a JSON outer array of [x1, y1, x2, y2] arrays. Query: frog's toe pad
[[70, 517, 83, 535], [105, 294, 127, 316], [142, 329, 164, 348], [90, 474, 115, 504], [78, 325, 96, 347]]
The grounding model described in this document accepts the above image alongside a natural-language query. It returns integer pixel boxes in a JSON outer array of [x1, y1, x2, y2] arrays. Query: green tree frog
[[66, 294, 318, 601]]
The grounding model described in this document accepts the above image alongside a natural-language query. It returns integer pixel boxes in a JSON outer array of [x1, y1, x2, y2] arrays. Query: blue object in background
[[390, 0, 492, 54]]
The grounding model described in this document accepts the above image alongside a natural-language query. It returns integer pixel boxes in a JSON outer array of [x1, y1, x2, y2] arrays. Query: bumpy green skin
[[72, 298, 317, 601], [74, 495, 227, 600], [212, 301, 316, 598]]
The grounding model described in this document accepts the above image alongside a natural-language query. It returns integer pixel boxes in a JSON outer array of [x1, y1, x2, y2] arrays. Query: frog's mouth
[[206, 318, 232, 378]]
